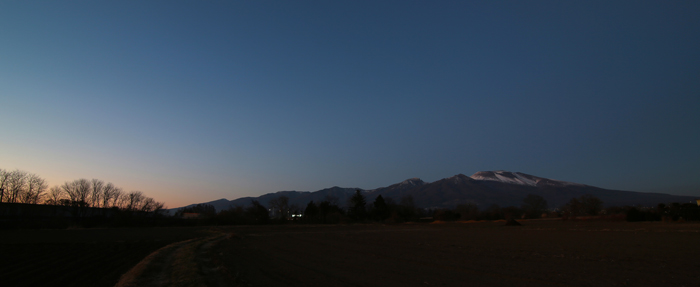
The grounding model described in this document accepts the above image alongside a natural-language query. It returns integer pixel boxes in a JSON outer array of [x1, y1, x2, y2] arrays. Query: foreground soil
[[0, 226, 210, 287], [215, 220, 700, 287], [2, 221, 699, 286]]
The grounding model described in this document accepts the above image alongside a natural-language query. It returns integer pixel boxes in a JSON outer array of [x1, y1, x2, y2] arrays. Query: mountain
[[365, 178, 426, 203], [169, 187, 361, 214], [169, 171, 698, 213], [389, 171, 697, 209], [470, 170, 583, 187]]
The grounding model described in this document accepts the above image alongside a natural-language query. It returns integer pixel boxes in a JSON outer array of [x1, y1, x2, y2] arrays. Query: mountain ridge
[[170, 171, 698, 213]]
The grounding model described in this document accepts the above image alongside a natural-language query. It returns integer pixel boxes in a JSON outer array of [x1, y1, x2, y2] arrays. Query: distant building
[[696, 199, 700, 206]]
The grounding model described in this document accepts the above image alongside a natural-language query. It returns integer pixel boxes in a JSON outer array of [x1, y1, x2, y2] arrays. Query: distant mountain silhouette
[[365, 178, 426, 203], [169, 171, 698, 213]]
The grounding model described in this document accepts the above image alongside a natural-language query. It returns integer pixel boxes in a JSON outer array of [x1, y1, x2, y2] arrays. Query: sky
[[1, 1, 699, 208]]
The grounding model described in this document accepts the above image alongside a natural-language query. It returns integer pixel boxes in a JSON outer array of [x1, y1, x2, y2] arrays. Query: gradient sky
[[1, 1, 699, 208]]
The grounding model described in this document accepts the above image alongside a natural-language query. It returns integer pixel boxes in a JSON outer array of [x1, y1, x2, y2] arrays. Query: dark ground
[[215, 220, 700, 287], [0, 226, 209, 287], [1, 220, 699, 287]]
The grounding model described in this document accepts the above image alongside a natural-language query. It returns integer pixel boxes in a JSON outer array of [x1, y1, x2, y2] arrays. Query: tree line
[[175, 190, 426, 225], [1, 168, 164, 212], [177, 190, 700, 225]]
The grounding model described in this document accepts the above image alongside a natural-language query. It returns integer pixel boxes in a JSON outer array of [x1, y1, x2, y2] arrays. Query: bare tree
[[63, 179, 91, 206], [126, 191, 144, 211], [46, 186, 65, 205], [0, 169, 10, 202], [61, 181, 76, 202], [152, 201, 166, 215], [0, 170, 168, 222], [20, 173, 47, 204], [90, 179, 104, 208], [115, 189, 129, 209], [139, 197, 155, 213], [111, 187, 124, 208], [76, 179, 91, 206], [6, 170, 28, 203], [101, 182, 118, 208]]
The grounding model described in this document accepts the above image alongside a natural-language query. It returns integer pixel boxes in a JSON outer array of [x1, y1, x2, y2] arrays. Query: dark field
[[0, 226, 210, 287], [217, 221, 700, 287], [2, 221, 700, 287]]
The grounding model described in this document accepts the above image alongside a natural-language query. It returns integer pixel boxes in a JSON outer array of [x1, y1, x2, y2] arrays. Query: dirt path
[[114, 232, 236, 287], [0, 226, 209, 287]]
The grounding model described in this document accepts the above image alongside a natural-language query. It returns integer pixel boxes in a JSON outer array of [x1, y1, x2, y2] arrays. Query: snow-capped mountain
[[170, 171, 698, 212], [398, 178, 424, 187], [470, 171, 584, 187]]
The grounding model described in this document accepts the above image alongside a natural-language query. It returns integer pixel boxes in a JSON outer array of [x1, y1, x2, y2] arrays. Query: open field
[[215, 220, 700, 287], [2, 220, 700, 286]]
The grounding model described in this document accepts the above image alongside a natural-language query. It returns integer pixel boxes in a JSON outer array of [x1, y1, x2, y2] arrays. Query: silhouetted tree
[[217, 205, 246, 225], [348, 190, 367, 221], [324, 195, 340, 206], [90, 179, 105, 208], [45, 186, 65, 205], [666, 202, 700, 221], [21, 173, 47, 204], [139, 197, 156, 213], [522, 194, 548, 219], [176, 203, 216, 217], [0, 168, 10, 202], [579, 194, 603, 216], [63, 179, 92, 207], [152, 201, 166, 215], [318, 200, 344, 223], [269, 195, 290, 220], [126, 191, 145, 211], [371, 195, 390, 221], [304, 201, 319, 221], [455, 203, 479, 220], [394, 195, 419, 222], [484, 204, 503, 220], [563, 194, 603, 218], [61, 179, 92, 217], [101, 182, 118, 208], [6, 170, 28, 203], [1, 167, 168, 227], [246, 200, 270, 224], [114, 189, 128, 209]]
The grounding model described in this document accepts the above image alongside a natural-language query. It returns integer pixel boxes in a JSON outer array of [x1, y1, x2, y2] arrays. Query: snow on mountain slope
[[470, 171, 536, 186], [398, 178, 424, 187], [470, 170, 584, 187], [444, 174, 475, 184]]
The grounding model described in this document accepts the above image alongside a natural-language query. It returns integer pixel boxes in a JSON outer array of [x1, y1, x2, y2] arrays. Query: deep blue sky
[[1, 1, 699, 207]]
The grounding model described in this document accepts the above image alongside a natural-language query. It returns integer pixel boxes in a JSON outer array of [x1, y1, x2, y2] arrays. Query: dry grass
[[114, 239, 197, 287], [115, 229, 227, 287]]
